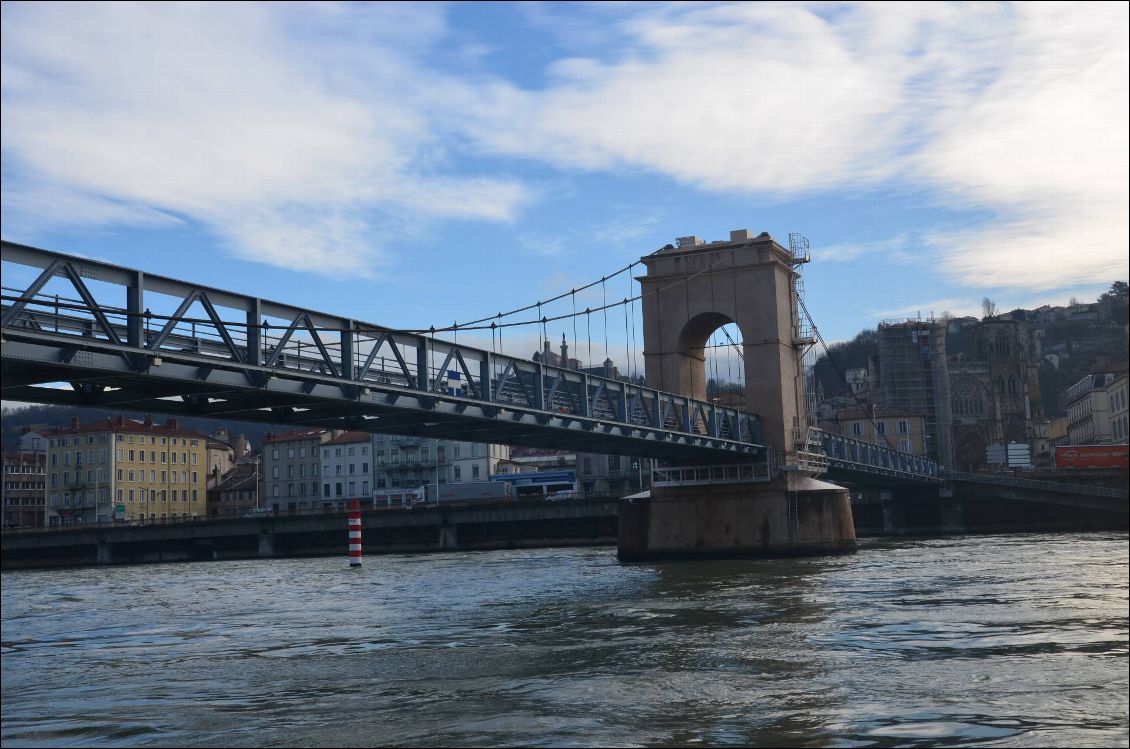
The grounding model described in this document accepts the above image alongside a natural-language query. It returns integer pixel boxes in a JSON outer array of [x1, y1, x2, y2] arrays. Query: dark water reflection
[[2, 533, 1127, 747]]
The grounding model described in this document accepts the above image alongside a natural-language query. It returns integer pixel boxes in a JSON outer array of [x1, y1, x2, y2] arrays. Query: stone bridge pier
[[618, 230, 855, 561]]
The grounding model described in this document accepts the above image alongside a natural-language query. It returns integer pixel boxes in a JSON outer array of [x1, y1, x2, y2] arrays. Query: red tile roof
[[262, 428, 330, 445], [323, 431, 370, 446], [49, 417, 205, 439]]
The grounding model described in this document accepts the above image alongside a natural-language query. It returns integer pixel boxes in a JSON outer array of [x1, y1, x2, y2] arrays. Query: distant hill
[[812, 281, 1129, 419]]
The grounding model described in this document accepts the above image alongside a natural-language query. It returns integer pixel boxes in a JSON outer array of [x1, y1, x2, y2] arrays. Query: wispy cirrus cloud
[[446, 2, 1128, 291], [0, 2, 530, 277], [2, 1, 1125, 296]]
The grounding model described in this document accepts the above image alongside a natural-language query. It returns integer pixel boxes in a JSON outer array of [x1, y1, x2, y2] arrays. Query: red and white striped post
[[348, 500, 362, 568]]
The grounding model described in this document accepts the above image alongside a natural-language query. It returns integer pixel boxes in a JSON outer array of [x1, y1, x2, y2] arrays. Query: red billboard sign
[[1055, 445, 1129, 469]]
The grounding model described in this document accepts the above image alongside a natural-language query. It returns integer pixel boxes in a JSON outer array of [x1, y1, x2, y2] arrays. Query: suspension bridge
[[3, 232, 1120, 560]]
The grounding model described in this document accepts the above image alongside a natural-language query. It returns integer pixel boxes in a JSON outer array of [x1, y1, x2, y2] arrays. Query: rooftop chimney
[[144, 414, 153, 427], [676, 235, 704, 248], [114, 415, 126, 428], [730, 229, 753, 241], [166, 418, 179, 431], [71, 417, 80, 430]]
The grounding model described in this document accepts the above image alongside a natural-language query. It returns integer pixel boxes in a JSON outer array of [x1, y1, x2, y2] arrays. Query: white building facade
[[320, 431, 373, 506]]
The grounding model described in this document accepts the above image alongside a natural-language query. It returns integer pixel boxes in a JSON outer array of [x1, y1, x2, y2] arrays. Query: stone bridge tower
[[639, 229, 807, 455], [618, 229, 856, 561]]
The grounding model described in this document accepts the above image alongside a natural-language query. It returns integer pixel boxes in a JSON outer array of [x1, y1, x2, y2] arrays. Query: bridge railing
[[2, 241, 763, 455], [946, 471, 1129, 499], [652, 459, 775, 487], [815, 429, 943, 482]]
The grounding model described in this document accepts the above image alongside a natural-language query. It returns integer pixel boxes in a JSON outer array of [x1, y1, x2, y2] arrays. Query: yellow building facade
[[833, 407, 927, 456], [47, 416, 208, 526]]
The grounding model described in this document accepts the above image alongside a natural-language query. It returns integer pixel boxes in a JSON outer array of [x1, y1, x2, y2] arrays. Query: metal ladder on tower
[[787, 488, 800, 538]]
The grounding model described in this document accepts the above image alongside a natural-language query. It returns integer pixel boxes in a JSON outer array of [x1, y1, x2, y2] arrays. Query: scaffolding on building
[[877, 317, 953, 467], [788, 233, 818, 456]]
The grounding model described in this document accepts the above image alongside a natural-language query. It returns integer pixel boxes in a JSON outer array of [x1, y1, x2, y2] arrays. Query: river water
[[2, 533, 1127, 748]]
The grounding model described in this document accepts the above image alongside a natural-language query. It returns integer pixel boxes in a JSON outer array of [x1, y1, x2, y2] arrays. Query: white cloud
[[0, 183, 183, 238], [821, 234, 916, 264], [913, 3, 1129, 290], [869, 298, 983, 322], [2, 1, 1126, 296], [0, 2, 530, 277], [446, 2, 1128, 292]]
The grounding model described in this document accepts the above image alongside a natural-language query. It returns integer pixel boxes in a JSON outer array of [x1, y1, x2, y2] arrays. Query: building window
[[851, 423, 863, 437], [454, 466, 461, 480], [472, 465, 480, 479], [876, 421, 886, 434]]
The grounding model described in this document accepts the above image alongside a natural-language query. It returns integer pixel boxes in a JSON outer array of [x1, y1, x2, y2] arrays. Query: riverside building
[[262, 429, 340, 514], [46, 416, 208, 526]]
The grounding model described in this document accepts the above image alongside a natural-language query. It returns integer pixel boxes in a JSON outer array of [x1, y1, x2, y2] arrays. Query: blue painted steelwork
[[0, 240, 948, 485], [0, 241, 762, 462], [817, 430, 943, 483]]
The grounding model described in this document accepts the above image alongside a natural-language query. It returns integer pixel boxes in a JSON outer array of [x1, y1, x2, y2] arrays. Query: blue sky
[[2, 1, 1127, 373]]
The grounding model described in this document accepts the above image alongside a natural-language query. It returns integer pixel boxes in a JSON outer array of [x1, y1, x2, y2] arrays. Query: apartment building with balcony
[[373, 435, 509, 491]]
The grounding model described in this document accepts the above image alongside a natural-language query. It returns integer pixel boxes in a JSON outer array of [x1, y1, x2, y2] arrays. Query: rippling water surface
[[2, 533, 1127, 747]]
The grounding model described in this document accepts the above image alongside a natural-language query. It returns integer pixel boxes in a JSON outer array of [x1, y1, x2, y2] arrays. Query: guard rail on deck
[[652, 459, 776, 487], [816, 430, 943, 482], [1, 241, 762, 462]]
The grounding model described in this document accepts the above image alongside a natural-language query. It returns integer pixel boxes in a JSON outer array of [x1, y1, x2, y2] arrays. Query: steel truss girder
[[0, 338, 761, 462], [1, 239, 763, 459], [2, 241, 933, 482]]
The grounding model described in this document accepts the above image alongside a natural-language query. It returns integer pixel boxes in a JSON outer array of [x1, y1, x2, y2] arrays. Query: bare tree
[[981, 298, 997, 319]]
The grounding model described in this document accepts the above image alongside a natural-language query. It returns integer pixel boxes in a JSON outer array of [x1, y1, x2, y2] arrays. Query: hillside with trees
[[811, 281, 1129, 418]]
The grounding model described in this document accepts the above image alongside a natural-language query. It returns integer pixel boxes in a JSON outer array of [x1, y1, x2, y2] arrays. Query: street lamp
[[253, 454, 261, 510], [434, 438, 441, 508]]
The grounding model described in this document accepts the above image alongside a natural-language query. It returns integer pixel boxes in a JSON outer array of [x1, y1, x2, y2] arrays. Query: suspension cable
[[601, 277, 609, 367], [797, 293, 897, 450]]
